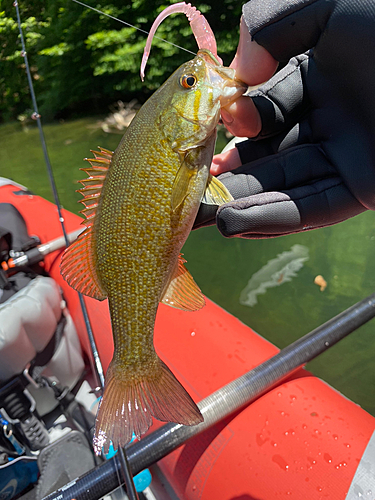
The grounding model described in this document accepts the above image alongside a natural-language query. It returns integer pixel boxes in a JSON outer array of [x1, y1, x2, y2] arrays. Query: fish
[[60, 48, 246, 454]]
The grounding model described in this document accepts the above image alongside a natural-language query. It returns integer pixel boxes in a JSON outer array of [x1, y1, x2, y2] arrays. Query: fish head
[[159, 49, 247, 152]]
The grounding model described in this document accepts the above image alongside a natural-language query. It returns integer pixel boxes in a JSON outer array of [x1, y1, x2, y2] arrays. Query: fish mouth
[[217, 70, 247, 107], [198, 49, 248, 108]]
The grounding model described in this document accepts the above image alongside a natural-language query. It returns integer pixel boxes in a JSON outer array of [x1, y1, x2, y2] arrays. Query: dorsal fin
[[77, 147, 113, 226], [60, 147, 112, 300]]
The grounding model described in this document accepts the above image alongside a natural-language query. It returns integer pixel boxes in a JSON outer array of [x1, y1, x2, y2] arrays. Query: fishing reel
[[0, 203, 43, 305]]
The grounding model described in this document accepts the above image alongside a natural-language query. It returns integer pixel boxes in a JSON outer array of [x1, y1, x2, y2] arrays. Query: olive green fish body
[[61, 50, 246, 454], [95, 97, 213, 363]]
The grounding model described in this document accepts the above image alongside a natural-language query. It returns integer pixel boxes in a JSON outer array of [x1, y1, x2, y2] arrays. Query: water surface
[[183, 210, 375, 416]]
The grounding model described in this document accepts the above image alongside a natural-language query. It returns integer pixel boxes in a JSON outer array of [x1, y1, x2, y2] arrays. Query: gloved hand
[[195, 0, 375, 238]]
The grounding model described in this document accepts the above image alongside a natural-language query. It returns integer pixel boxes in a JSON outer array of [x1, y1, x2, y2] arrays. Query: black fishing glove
[[195, 0, 375, 238]]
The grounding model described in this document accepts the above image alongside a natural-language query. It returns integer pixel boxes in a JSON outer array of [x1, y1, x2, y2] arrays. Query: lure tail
[[93, 356, 203, 455]]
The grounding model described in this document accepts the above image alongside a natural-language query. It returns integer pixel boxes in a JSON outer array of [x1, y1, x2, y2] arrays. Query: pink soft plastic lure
[[140, 2, 221, 81]]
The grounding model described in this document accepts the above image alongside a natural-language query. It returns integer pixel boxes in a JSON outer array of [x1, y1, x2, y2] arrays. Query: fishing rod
[[13, 2, 151, 497], [13, 0, 105, 392], [41, 290, 375, 500], [1, 229, 83, 271]]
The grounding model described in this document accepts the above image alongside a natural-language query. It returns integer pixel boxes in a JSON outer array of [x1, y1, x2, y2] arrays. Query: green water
[[1, 120, 374, 416], [184, 215, 375, 416]]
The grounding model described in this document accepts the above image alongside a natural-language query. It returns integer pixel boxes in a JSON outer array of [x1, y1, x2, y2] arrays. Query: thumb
[[230, 16, 278, 86]]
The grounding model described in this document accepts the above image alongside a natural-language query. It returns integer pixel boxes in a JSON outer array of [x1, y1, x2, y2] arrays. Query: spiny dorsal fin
[[60, 147, 112, 300], [161, 254, 205, 311], [77, 147, 113, 225]]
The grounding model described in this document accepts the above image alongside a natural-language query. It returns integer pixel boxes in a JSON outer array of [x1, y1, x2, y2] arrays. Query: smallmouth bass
[[61, 49, 246, 454]]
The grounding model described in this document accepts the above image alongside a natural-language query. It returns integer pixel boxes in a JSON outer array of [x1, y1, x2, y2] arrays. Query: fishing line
[[14, 1, 105, 391], [72, 0, 196, 56]]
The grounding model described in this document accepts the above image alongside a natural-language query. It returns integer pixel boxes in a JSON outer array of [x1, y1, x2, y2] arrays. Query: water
[[1, 119, 374, 416], [183, 209, 375, 416]]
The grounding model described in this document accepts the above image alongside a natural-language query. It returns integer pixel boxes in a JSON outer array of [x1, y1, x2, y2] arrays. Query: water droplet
[[31, 112, 40, 120], [13, 1, 18, 6], [59, 217, 65, 223], [325, 341, 330, 347], [277, 392, 282, 397], [20, 50, 26, 57], [272, 454, 289, 470], [333, 434, 339, 440], [344, 443, 351, 448], [317, 486, 323, 492], [256, 433, 269, 446], [191, 331, 196, 337], [324, 453, 332, 464]]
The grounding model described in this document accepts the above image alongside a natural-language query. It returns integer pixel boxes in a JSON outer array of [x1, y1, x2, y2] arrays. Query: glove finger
[[194, 143, 336, 230], [248, 53, 311, 140], [233, 122, 304, 164], [222, 143, 336, 200], [216, 177, 366, 238], [194, 202, 218, 230]]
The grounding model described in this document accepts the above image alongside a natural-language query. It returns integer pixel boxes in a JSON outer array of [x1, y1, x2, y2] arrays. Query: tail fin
[[93, 358, 203, 455]]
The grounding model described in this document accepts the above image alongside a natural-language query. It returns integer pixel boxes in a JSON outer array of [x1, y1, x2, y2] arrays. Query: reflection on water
[[240, 244, 309, 307]]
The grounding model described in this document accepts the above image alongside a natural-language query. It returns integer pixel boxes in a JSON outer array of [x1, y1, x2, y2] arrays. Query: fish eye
[[180, 74, 197, 89]]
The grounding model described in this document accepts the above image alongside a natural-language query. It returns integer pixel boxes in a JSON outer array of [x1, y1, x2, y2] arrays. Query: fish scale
[[61, 49, 246, 454]]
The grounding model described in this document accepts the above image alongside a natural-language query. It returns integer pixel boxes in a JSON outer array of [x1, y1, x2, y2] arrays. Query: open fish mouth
[[198, 50, 248, 108]]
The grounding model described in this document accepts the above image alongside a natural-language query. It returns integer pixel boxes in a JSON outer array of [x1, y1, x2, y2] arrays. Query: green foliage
[[0, 2, 49, 121], [0, 0, 242, 122]]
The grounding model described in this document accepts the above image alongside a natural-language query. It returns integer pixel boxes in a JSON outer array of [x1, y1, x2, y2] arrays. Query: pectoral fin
[[161, 254, 205, 311], [202, 174, 234, 205], [171, 159, 196, 212]]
